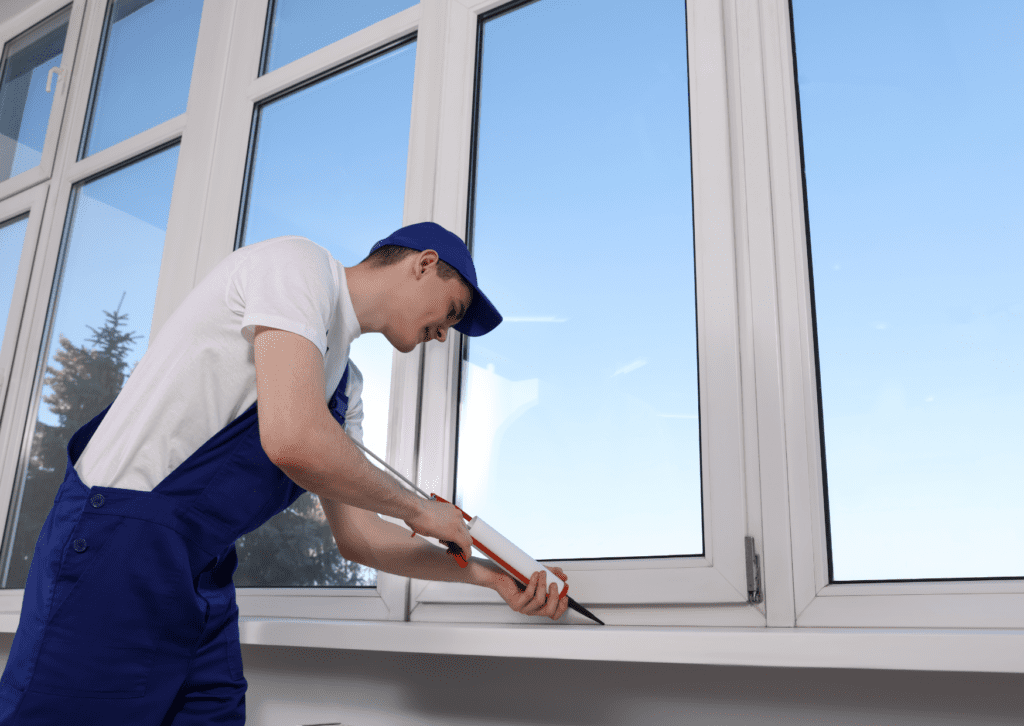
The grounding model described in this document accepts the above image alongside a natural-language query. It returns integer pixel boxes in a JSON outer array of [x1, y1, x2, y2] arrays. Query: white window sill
[[0, 610, 1019, 672], [232, 617, 1024, 674]]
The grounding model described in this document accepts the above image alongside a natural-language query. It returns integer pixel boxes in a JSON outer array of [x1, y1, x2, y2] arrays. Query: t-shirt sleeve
[[239, 237, 336, 357], [343, 361, 365, 445]]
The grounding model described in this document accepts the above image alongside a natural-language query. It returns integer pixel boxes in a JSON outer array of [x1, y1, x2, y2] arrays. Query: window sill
[[0, 609, 1018, 672], [233, 617, 1024, 674]]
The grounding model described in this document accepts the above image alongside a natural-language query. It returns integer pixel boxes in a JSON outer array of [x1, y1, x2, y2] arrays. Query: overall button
[[73, 539, 87, 553], [89, 493, 105, 508]]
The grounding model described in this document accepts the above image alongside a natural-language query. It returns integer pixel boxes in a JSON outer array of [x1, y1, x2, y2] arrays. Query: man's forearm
[[321, 496, 500, 589], [271, 406, 423, 522]]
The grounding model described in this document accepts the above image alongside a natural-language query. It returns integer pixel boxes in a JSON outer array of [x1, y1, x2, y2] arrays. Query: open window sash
[[746, 0, 1024, 630], [409, 0, 763, 628]]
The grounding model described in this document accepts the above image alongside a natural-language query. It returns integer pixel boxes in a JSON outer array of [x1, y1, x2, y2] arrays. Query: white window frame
[[0, 184, 49, 578], [0, 0, 87, 204], [743, 0, 1024, 629], [410, 0, 762, 628]]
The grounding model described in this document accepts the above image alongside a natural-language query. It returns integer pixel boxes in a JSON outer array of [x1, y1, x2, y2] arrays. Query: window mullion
[[721, 0, 800, 628], [149, 0, 237, 339]]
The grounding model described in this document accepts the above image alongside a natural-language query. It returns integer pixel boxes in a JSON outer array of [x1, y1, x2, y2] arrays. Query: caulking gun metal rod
[[349, 437, 433, 502]]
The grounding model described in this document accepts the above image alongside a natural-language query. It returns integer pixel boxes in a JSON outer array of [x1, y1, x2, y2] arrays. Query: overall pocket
[[29, 515, 199, 698]]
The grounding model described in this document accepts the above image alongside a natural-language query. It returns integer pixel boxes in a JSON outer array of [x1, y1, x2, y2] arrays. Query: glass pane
[[457, 0, 699, 561], [1, 145, 179, 589], [80, 0, 203, 158], [262, 0, 418, 74], [234, 41, 417, 587], [0, 215, 29, 350], [0, 8, 69, 182], [792, 1, 1024, 581]]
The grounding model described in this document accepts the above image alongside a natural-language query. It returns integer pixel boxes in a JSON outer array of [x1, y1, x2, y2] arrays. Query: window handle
[[46, 66, 64, 93]]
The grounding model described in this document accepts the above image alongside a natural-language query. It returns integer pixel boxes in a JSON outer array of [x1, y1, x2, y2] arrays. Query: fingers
[[496, 569, 571, 621], [511, 571, 544, 613], [408, 500, 472, 554], [511, 571, 564, 618], [452, 515, 473, 555], [437, 500, 472, 553]]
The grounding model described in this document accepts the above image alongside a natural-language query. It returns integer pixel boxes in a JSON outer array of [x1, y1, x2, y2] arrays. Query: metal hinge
[[745, 536, 763, 604]]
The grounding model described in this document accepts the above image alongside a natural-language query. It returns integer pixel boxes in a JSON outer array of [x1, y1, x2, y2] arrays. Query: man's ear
[[414, 249, 439, 278]]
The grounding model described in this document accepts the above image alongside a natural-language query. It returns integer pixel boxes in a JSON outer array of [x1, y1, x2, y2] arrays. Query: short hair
[[362, 244, 465, 285]]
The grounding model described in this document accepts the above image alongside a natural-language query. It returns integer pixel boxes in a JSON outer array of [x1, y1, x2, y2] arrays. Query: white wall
[[240, 642, 1024, 725]]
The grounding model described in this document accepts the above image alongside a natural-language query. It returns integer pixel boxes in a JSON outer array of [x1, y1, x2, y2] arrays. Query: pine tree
[[233, 494, 375, 587], [7, 294, 139, 589], [7, 293, 374, 590]]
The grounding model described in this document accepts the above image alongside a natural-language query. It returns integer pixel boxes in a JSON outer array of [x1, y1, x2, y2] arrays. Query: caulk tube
[[467, 516, 569, 599]]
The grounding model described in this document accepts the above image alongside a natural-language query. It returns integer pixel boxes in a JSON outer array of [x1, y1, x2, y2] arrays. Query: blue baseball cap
[[369, 222, 502, 337]]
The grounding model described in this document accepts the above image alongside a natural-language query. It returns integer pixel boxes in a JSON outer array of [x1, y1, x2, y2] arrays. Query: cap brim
[[453, 286, 502, 337]]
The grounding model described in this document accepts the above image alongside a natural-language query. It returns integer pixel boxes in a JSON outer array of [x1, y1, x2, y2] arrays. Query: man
[[0, 222, 567, 725]]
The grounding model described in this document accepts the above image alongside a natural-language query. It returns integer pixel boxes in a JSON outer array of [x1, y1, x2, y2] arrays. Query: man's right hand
[[404, 497, 473, 556]]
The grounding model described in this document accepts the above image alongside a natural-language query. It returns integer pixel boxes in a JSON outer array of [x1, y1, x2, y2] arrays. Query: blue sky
[[456, 0, 701, 560], [4, 0, 1021, 581]]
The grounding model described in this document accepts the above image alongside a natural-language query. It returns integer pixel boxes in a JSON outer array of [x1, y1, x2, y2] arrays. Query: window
[[80, 0, 203, 158], [0, 0, 1018, 648], [753, 0, 1024, 628], [791, 0, 1023, 584], [0, 8, 69, 180], [0, 1, 85, 202], [1, 145, 179, 589], [233, 39, 418, 589], [0, 0, 203, 597], [0, 185, 48, 423], [413, 0, 755, 627]]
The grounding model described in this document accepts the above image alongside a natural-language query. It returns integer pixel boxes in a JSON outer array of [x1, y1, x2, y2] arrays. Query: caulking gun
[[350, 439, 605, 626]]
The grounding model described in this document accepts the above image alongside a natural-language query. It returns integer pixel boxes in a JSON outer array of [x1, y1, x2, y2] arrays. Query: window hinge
[[745, 536, 763, 604]]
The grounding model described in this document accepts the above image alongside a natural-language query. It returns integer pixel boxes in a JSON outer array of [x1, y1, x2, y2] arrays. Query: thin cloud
[[613, 358, 647, 376]]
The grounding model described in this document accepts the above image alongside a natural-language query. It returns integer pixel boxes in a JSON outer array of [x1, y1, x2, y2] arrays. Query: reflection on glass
[[262, 0, 418, 74], [235, 41, 417, 587], [0, 215, 29, 350], [80, 0, 203, 158], [457, 0, 700, 561], [1, 145, 179, 589], [792, 1, 1024, 581], [0, 8, 69, 181]]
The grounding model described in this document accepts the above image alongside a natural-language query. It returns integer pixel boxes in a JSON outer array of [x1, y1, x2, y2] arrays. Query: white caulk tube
[[467, 516, 569, 599]]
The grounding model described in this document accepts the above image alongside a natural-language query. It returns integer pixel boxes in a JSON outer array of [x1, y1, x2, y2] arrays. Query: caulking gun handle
[[428, 493, 471, 567]]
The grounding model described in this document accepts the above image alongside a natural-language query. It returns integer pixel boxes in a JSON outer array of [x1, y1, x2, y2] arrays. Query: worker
[[0, 221, 567, 725]]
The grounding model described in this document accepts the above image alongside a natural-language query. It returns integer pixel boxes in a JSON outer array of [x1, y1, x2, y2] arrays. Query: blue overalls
[[0, 365, 351, 725]]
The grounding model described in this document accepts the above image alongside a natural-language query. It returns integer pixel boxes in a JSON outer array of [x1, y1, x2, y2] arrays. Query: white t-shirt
[[76, 236, 364, 492]]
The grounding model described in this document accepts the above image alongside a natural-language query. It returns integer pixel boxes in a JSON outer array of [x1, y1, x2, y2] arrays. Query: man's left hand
[[488, 567, 569, 621]]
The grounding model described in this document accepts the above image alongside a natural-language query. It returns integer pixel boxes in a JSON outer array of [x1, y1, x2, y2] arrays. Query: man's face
[[388, 254, 472, 353]]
